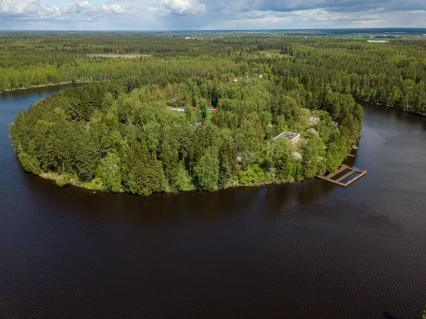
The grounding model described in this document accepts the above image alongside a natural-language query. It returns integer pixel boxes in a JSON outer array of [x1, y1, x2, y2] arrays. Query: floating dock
[[316, 164, 367, 187]]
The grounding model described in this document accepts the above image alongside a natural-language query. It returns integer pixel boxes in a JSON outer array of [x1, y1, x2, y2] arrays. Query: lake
[[1, 87, 425, 318]]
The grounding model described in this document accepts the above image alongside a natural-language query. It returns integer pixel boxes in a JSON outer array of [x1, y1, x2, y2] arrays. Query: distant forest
[[5, 32, 425, 195], [1, 32, 425, 114]]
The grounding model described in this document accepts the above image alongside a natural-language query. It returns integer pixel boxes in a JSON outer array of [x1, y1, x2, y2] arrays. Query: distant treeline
[[1, 32, 425, 114]]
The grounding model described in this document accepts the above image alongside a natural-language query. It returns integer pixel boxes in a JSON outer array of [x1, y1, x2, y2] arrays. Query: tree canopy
[[10, 51, 363, 195], [9, 31, 424, 195]]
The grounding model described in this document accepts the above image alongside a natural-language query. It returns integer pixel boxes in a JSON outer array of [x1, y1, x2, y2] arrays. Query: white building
[[169, 107, 185, 112], [367, 40, 389, 43], [273, 131, 301, 144]]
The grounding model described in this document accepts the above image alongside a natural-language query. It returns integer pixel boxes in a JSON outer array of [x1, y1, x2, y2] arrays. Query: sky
[[0, 0, 425, 30]]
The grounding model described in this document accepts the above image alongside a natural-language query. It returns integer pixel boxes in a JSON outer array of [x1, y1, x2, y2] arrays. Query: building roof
[[273, 131, 300, 142]]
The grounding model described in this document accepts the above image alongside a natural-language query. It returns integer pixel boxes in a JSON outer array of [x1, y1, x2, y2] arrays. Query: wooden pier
[[316, 164, 367, 187]]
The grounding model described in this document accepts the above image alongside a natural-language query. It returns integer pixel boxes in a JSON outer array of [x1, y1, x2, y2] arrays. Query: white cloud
[[0, 0, 126, 20], [161, 0, 205, 15], [0, 0, 60, 18], [63, 0, 126, 15], [202, 8, 426, 30], [0, 0, 425, 29]]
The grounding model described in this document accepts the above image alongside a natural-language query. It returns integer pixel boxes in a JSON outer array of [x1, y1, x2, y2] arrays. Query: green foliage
[[325, 134, 350, 172], [72, 129, 101, 181], [122, 142, 166, 196], [96, 152, 122, 192], [17, 151, 41, 174], [301, 132, 326, 178], [271, 139, 294, 183], [238, 164, 268, 186], [7, 32, 389, 196], [55, 173, 73, 188], [174, 162, 194, 191], [2, 32, 425, 114], [80, 178, 105, 191], [194, 147, 220, 191]]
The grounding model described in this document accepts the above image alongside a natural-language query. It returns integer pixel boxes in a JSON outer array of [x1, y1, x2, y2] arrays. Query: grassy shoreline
[[37, 170, 295, 196]]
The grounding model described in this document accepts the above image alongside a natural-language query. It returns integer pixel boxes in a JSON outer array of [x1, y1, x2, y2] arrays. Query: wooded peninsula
[[6, 32, 426, 196]]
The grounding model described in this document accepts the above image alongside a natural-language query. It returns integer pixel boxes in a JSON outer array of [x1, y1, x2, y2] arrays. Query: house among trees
[[367, 40, 389, 43], [169, 107, 218, 113], [169, 107, 185, 112], [273, 131, 301, 144]]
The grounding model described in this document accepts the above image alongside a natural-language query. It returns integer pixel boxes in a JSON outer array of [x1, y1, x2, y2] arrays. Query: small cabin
[[273, 131, 301, 144], [169, 107, 185, 112]]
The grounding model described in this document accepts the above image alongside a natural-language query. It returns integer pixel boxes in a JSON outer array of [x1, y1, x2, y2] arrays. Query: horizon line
[[1, 27, 426, 33]]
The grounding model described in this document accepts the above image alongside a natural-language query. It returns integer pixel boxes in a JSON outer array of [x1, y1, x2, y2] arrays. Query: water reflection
[[1, 88, 426, 319], [25, 172, 341, 225]]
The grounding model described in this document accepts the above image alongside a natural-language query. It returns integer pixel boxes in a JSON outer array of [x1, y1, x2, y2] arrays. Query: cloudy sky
[[0, 0, 425, 30]]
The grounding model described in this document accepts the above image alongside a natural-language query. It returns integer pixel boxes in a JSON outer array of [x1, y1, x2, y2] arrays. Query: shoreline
[[37, 170, 294, 197], [7, 87, 422, 198], [359, 99, 426, 117], [0, 81, 93, 94]]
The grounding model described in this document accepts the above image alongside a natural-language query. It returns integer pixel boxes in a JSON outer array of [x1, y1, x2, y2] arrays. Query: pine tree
[[123, 142, 166, 196], [194, 147, 219, 191]]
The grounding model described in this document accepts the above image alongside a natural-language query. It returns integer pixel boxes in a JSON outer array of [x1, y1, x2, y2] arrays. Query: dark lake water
[[1, 87, 425, 319]]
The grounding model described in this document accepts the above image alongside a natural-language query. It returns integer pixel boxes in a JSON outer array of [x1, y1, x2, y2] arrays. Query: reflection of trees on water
[[260, 180, 335, 217], [27, 171, 336, 226]]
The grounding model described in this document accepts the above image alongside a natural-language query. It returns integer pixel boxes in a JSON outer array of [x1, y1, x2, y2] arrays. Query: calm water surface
[[1, 88, 425, 319]]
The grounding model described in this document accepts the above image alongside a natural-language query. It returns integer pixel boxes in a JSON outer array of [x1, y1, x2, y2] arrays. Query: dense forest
[[6, 31, 424, 195], [9, 60, 362, 195], [1, 32, 425, 114]]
